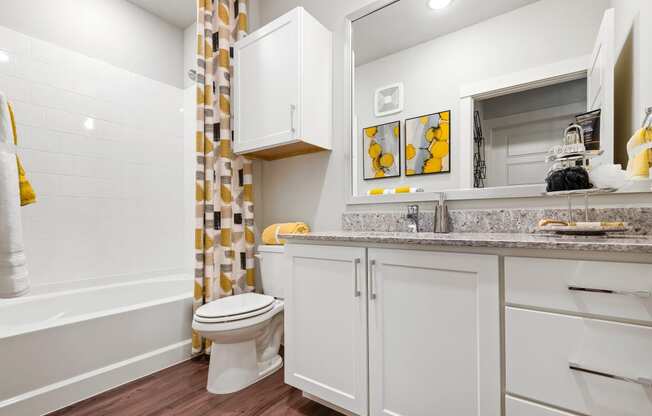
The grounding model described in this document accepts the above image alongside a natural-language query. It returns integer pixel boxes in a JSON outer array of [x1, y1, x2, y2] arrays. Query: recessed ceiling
[[353, 0, 541, 66], [128, 0, 196, 29]]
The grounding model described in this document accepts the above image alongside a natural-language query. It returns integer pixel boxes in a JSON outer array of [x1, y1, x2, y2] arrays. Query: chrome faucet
[[406, 205, 419, 233], [434, 193, 449, 233]]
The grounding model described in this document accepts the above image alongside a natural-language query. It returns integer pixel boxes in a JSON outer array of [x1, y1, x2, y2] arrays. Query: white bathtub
[[0, 275, 194, 416]]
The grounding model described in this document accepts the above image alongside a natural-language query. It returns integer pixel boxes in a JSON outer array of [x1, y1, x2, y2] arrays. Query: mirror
[[348, 0, 650, 202]]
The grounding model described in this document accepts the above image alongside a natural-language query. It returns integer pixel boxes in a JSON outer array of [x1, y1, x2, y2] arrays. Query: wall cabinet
[[285, 244, 500, 416], [233, 7, 332, 160]]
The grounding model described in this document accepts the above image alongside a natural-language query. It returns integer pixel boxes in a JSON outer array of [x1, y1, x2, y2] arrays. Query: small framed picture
[[404, 110, 451, 176], [362, 120, 401, 180]]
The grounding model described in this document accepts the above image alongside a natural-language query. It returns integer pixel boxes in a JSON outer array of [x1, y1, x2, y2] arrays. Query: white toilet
[[192, 245, 286, 394]]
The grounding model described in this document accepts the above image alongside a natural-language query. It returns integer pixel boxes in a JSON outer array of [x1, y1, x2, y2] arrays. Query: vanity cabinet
[[285, 244, 501, 416], [284, 244, 368, 415], [233, 7, 332, 160], [367, 249, 500, 416], [505, 257, 652, 416]]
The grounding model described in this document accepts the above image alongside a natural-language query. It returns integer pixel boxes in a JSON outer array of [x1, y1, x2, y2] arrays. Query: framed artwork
[[363, 121, 401, 180], [404, 110, 451, 176]]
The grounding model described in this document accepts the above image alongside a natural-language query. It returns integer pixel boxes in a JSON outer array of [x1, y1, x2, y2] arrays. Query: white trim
[[346, 0, 399, 22], [460, 55, 590, 99], [0, 341, 192, 416]]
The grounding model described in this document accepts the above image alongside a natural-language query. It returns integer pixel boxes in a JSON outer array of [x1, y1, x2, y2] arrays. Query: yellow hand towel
[[262, 222, 310, 245], [8, 103, 35, 206], [626, 127, 652, 179], [368, 188, 385, 195]]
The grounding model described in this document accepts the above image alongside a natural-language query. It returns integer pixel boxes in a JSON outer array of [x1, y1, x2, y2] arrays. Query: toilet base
[[206, 340, 283, 394]]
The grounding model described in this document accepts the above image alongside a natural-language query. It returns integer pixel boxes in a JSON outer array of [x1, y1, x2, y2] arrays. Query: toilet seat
[[194, 293, 275, 323]]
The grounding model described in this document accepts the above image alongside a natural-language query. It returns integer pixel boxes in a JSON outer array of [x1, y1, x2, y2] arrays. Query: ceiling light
[[84, 117, 95, 130], [427, 0, 453, 10], [0, 50, 9, 63]]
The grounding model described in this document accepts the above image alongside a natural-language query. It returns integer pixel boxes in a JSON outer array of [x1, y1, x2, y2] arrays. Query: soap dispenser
[[434, 193, 449, 233]]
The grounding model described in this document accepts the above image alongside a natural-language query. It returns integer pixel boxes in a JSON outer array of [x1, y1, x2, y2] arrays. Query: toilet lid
[[195, 293, 275, 319]]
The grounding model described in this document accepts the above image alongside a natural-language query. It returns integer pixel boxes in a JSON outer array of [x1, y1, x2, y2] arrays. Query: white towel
[[0, 92, 29, 298]]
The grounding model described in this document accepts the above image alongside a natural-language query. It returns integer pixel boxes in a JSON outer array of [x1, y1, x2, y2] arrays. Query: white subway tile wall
[[0, 24, 187, 286]]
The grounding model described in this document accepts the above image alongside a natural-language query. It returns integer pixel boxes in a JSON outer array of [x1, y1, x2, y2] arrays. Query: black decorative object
[[546, 167, 592, 192], [473, 111, 486, 188]]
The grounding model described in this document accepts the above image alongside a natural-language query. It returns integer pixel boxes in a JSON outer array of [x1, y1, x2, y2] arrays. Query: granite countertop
[[280, 231, 652, 254]]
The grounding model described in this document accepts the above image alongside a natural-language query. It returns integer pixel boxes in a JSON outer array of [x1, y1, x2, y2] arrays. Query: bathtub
[[0, 275, 194, 416]]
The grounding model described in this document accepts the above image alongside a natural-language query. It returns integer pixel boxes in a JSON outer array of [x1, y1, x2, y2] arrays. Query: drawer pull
[[369, 260, 377, 300], [353, 258, 361, 298], [568, 286, 651, 298], [569, 362, 652, 387]]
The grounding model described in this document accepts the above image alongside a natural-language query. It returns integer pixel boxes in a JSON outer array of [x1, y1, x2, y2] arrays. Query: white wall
[[0, 24, 186, 288], [256, 0, 652, 231], [183, 23, 197, 89], [183, 23, 197, 276], [0, 0, 184, 88]]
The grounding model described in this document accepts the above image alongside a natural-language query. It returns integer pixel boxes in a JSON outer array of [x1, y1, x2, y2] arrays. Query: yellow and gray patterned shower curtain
[[193, 0, 255, 354]]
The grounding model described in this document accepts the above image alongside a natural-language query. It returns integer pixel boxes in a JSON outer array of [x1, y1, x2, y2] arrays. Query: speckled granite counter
[[281, 231, 652, 254]]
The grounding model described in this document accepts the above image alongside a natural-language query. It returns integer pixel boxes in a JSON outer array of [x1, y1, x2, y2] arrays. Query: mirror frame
[[343, 1, 647, 205]]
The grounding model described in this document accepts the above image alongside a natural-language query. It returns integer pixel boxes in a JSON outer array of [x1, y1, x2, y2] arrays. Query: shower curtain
[[193, 0, 255, 355]]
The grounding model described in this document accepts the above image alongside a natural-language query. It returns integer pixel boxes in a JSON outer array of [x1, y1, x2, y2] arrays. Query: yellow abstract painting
[[405, 111, 451, 176], [363, 121, 401, 180]]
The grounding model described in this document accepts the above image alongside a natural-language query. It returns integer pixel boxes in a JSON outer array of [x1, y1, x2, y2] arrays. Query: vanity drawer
[[506, 307, 652, 416], [505, 257, 652, 323], [506, 395, 579, 416]]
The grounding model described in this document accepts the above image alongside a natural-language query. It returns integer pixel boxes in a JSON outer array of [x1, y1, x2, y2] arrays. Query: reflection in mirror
[[474, 78, 588, 188], [349, 0, 646, 200]]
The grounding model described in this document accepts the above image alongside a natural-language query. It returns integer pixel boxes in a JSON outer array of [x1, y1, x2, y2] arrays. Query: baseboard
[[0, 340, 192, 416], [302, 392, 358, 416]]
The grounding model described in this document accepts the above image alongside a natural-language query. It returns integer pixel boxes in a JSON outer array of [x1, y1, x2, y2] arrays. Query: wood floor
[[49, 357, 342, 416]]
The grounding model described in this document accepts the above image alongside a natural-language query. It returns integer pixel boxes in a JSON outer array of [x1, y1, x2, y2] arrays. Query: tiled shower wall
[[0, 25, 187, 287]]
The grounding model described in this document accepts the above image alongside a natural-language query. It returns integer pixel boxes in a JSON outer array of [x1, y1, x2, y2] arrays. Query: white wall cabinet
[[285, 244, 500, 416], [233, 7, 332, 160]]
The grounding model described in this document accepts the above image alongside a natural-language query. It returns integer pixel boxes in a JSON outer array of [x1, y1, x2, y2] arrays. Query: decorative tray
[[537, 222, 629, 236]]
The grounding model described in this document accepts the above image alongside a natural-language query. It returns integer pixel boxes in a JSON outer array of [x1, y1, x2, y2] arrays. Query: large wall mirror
[[345, 0, 652, 203]]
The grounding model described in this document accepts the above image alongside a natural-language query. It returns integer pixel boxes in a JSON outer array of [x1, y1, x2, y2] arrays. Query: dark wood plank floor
[[49, 357, 342, 416]]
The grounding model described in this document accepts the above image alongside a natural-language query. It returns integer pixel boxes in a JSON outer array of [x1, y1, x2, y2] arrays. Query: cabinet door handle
[[569, 362, 652, 387], [568, 286, 651, 298], [369, 260, 377, 300], [290, 104, 296, 134], [353, 258, 361, 298]]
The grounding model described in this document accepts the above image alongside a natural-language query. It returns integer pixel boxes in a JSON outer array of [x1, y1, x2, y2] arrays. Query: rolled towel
[[262, 222, 310, 245], [0, 93, 29, 298], [367, 187, 424, 196]]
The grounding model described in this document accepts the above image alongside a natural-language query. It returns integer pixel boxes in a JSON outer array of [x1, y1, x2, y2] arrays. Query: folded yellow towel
[[262, 222, 310, 245], [8, 103, 35, 206]]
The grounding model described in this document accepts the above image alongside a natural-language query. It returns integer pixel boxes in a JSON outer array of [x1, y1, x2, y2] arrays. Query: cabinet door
[[368, 249, 500, 416], [285, 244, 368, 415], [233, 8, 301, 153]]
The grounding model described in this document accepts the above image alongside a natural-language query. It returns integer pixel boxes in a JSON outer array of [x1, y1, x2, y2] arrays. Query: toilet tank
[[256, 245, 288, 299]]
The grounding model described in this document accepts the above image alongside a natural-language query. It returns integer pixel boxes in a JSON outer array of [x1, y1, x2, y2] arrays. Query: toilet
[[192, 245, 286, 394]]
